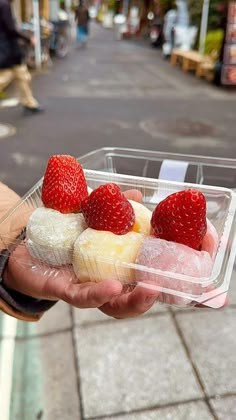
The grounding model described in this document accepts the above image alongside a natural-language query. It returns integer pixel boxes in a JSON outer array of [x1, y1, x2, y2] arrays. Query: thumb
[[124, 189, 143, 203]]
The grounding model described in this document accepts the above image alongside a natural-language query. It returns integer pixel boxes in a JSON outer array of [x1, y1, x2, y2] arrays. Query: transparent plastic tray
[[78, 148, 236, 308], [79, 147, 236, 190], [0, 167, 236, 309]]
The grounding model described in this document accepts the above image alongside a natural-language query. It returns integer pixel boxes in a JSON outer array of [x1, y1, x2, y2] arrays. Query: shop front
[[13, 0, 50, 22]]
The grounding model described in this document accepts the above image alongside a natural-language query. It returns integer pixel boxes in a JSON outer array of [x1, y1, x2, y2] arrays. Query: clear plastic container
[[79, 147, 236, 308], [79, 147, 236, 190], [0, 162, 236, 309]]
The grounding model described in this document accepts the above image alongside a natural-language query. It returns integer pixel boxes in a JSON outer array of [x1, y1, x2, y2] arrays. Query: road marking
[[0, 98, 19, 108], [0, 123, 16, 139], [11, 152, 44, 167], [0, 314, 17, 420]]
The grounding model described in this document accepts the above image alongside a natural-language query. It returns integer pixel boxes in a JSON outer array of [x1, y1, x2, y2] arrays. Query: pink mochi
[[135, 237, 214, 306], [201, 219, 219, 259]]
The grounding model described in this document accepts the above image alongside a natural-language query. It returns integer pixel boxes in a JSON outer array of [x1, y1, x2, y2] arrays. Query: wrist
[[0, 249, 10, 283]]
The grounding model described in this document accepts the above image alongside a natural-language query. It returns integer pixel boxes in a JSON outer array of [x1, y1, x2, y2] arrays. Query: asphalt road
[[0, 22, 236, 196]]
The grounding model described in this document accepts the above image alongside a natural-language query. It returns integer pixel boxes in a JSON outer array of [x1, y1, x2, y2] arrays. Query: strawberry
[[151, 189, 207, 250], [81, 183, 135, 235], [41, 155, 88, 213]]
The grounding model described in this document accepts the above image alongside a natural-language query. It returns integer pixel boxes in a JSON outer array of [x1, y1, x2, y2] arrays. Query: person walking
[[75, 1, 90, 48], [0, 0, 43, 114]]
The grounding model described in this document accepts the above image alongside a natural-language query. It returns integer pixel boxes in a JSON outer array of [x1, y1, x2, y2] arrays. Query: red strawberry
[[81, 183, 135, 235], [151, 189, 207, 250], [42, 155, 88, 213]]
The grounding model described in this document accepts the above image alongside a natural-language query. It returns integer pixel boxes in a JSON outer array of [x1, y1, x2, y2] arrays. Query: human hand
[[4, 242, 160, 315], [30, 36, 36, 47], [3, 243, 123, 308], [3, 189, 160, 317]]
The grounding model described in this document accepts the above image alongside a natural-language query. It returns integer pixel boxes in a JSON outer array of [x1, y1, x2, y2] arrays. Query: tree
[[159, 0, 176, 17], [188, 0, 229, 30]]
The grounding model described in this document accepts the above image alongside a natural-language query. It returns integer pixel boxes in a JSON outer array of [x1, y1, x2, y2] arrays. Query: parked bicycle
[[49, 20, 70, 59], [21, 12, 70, 69], [21, 20, 52, 69]]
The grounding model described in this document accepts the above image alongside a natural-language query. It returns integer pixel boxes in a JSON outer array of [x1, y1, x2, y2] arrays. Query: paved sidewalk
[[4, 272, 236, 419], [0, 22, 236, 420]]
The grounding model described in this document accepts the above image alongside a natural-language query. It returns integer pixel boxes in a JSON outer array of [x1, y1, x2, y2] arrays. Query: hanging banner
[[221, 1, 236, 85]]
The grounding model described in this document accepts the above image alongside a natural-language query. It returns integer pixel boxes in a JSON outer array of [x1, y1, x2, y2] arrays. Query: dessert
[[81, 183, 135, 235], [24, 153, 220, 306], [201, 219, 219, 259], [134, 189, 218, 304], [151, 188, 207, 250], [42, 155, 88, 213], [135, 237, 213, 305], [26, 207, 87, 266], [74, 183, 143, 282], [73, 228, 143, 282], [129, 200, 152, 235]]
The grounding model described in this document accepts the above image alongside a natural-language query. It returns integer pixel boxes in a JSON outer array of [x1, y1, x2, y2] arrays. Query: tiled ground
[[0, 269, 235, 419]]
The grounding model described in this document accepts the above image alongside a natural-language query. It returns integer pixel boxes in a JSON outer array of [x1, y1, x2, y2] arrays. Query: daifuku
[[129, 200, 152, 235], [201, 219, 219, 259], [135, 237, 214, 305], [73, 227, 143, 283], [26, 207, 87, 266]]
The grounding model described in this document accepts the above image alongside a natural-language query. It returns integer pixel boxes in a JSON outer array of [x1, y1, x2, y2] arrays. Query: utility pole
[[33, 0, 42, 69], [199, 0, 210, 54]]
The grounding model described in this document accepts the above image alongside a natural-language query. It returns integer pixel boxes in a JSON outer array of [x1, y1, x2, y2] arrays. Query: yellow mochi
[[73, 228, 143, 283], [129, 200, 152, 235]]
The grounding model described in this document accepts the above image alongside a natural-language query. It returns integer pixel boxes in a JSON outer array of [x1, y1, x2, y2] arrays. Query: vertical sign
[[221, 1, 236, 85]]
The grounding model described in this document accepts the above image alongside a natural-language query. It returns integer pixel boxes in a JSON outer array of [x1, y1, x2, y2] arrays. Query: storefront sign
[[221, 1, 236, 85]]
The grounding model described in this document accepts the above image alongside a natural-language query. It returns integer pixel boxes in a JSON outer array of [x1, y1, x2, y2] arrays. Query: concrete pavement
[[0, 22, 236, 420]]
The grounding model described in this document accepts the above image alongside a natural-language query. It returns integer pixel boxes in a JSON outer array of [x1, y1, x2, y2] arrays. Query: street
[[1, 22, 236, 195], [1, 22, 236, 420]]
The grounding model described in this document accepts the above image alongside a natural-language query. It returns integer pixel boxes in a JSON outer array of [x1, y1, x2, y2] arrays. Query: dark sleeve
[[1, 2, 31, 43], [0, 249, 57, 321]]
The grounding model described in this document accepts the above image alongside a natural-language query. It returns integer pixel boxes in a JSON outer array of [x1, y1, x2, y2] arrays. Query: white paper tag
[[150, 160, 189, 204]]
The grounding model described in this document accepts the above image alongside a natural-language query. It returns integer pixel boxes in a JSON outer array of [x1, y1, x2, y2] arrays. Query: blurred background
[[0, 0, 236, 419]]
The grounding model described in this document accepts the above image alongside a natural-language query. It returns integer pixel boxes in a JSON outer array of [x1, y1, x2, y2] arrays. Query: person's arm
[[1, 1, 31, 43], [0, 182, 57, 321], [0, 185, 160, 320]]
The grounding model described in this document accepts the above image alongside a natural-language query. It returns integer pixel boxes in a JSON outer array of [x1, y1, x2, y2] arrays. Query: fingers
[[99, 285, 160, 318], [123, 189, 143, 203], [61, 280, 123, 308]]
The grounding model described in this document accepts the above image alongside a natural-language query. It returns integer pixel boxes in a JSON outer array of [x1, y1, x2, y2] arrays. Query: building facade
[[12, 0, 50, 22]]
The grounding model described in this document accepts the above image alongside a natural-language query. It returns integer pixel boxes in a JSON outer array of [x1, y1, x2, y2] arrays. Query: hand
[[3, 189, 159, 318], [4, 244, 123, 308], [30, 36, 36, 47]]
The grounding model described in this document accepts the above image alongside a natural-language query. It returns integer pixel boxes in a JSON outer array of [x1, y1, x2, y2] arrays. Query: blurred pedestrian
[[0, 0, 43, 114], [75, 1, 90, 48]]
